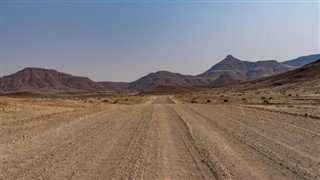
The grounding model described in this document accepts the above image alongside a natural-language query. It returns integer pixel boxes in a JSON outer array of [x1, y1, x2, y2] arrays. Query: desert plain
[[1, 89, 320, 180]]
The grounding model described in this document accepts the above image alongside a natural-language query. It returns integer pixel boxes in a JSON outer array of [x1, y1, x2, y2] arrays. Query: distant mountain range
[[232, 59, 320, 90], [282, 54, 320, 67], [130, 54, 318, 90], [0, 54, 319, 94], [199, 55, 294, 80]]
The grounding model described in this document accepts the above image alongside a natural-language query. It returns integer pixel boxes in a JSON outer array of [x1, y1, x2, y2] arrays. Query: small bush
[[223, 99, 229, 103], [261, 97, 267, 100], [263, 100, 270, 104], [191, 99, 198, 103], [102, 99, 108, 102], [288, 94, 292, 97], [268, 97, 273, 100], [220, 95, 224, 97], [206, 99, 211, 103], [242, 98, 246, 101]]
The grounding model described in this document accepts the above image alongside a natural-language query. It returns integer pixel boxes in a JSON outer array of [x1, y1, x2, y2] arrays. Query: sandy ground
[[1, 96, 320, 179]]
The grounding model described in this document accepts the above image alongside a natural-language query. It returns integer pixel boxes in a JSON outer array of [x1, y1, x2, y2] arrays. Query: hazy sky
[[1, 1, 319, 82]]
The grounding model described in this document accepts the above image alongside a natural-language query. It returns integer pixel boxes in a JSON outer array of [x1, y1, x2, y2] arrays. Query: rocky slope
[[0, 68, 108, 93], [234, 59, 320, 90], [199, 55, 294, 81], [282, 54, 320, 67], [128, 71, 212, 91]]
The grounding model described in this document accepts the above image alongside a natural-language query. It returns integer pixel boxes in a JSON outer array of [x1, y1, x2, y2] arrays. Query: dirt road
[[1, 96, 320, 179]]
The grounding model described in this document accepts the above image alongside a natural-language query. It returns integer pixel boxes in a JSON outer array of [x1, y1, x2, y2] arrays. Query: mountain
[[0, 67, 108, 93], [99, 81, 129, 92], [128, 71, 212, 91], [1, 54, 315, 93], [142, 85, 209, 95], [129, 55, 296, 91], [234, 59, 320, 90], [282, 54, 320, 67], [210, 74, 241, 86], [199, 55, 295, 81]]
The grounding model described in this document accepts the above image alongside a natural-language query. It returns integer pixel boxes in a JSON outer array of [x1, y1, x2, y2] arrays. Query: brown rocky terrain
[[232, 59, 320, 91], [210, 74, 241, 86], [128, 55, 299, 90], [0, 68, 108, 93], [128, 71, 212, 91], [98, 81, 129, 92], [199, 55, 295, 81]]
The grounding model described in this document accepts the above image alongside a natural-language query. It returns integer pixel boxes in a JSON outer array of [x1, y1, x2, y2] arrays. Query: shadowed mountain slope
[[234, 59, 320, 90], [210, 74, 241, 86], [283, 54, 320, 67], [99, 81, 129, 91]]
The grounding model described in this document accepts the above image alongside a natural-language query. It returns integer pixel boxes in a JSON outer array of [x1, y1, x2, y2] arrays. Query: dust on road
[[1, 96, 319, 179]]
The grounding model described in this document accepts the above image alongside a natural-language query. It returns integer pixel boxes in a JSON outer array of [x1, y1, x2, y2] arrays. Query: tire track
[[166, 105, 229, 179], [2, 96, 319, 180], [109, 106, 155, 179], [1, 106, 146, 179], [187, 105, 320, 179]]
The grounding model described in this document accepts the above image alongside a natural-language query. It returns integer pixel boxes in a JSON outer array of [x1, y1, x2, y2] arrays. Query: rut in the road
[[181, 104, 320, 180]]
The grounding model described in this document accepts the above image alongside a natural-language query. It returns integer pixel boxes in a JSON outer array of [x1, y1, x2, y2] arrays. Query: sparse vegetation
[[191, 99, 198, 103], [263, 100, 270, 104]]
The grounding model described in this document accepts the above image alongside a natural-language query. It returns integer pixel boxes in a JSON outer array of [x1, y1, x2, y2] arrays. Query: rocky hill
[[0, 68, 108, 93], [199, 55, 294, 81], [128, 71, 212, 91]]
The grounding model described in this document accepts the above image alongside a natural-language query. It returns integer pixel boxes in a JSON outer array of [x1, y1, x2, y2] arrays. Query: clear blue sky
[[1, 1, 319, 82]]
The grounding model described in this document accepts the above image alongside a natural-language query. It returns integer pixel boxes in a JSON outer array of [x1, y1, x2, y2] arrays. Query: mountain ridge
[[1, 54, 319, 93], [231, 59, 320, 90], [0, 67, 108, 93], [199, 55, 295, 80], [282, 54, 320, 67]]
